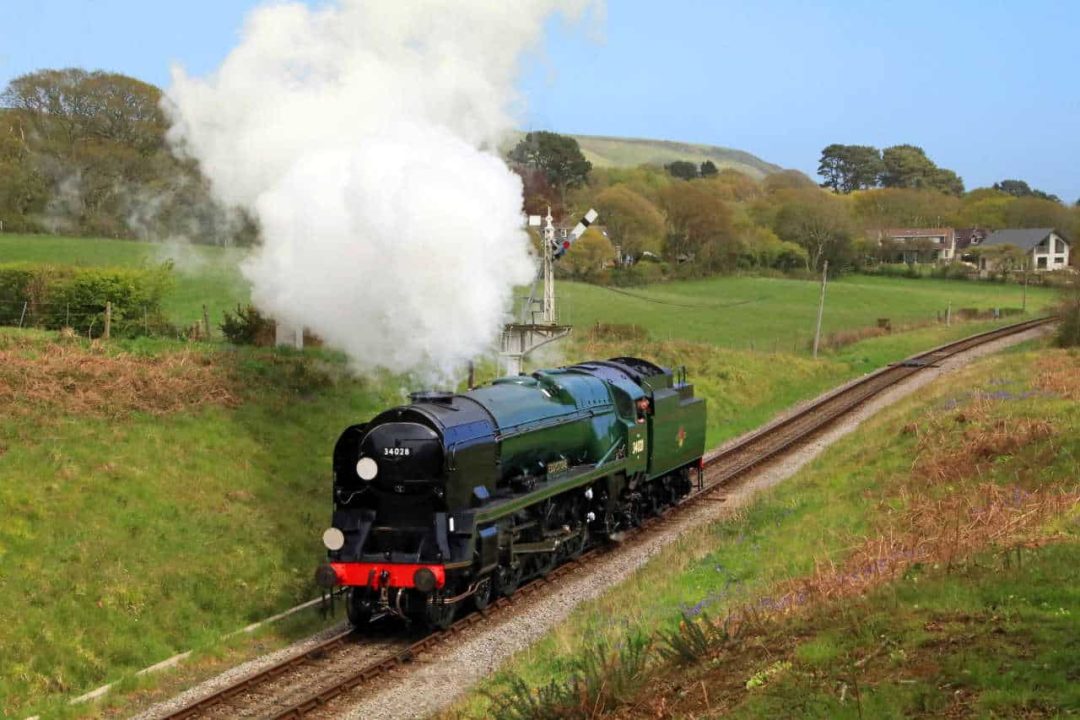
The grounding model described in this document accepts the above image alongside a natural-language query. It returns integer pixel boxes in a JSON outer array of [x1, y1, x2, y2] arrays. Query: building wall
[[1031, 232, 1070, 271]]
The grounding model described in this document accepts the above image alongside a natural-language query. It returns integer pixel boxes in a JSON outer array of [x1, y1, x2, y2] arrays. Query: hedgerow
[[0, 261, 175, 337]]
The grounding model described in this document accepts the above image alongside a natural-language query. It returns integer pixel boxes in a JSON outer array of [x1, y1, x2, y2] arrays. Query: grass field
[[450, 345, 1080, 719], [0, 233, 1067, 718], [0, 233, 1059, 352], [0, 234, 249, 327], [560, 274, 1056, 350]]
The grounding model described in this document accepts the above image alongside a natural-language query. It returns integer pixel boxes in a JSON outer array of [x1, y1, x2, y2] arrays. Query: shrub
[[220, 304, 275, 345], [484, 633, 653, 720], [0, 262, 174, 337], [1054, 288, 1080, 348]]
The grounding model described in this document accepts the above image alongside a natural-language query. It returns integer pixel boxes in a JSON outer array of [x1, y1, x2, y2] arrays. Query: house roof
[[881, 228, 954, 240], [955, 227, 989, 250], [980, 228, 1064, 251]]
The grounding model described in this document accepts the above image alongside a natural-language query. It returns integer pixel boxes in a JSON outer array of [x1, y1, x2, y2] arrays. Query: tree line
[[818, 144, 965, 196], [2, 69, 1077, 282], [511, 134, 1080, 284]]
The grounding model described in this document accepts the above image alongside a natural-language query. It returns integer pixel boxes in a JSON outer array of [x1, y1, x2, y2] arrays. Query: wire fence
[[1, 298, 1031, 353], [0, 299, 215, 340]]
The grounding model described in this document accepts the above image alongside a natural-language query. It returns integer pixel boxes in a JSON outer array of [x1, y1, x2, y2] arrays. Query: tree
[[972, 243, 1026, 273], [993, 179, 1033, 198], [593, 185, 665, 260], [560, 227, 615, 280], [514, 165, 560, 218], [930, 168, 965, 196], [851, 188, 960, 230], [658, 182, 737, 270], [508, 131, 591, 195], [881, 144, 937, 189], [772, 191, 855, 271], [880, 144, 964, 195], [737, 224, 808, 270], [699, 160, 718, 177], [704, 169, 761, 202], [2, 68, 167, 155], [818, 144, 882, 193], [763, 169, 817, 194], [0, 68, 248, 242], [665, 160, 699, 181], [0, 110, 48, 229], [1004, 196, 1071, 230], [955, 189, 1012, 229], [993, 179, 1061, 203]]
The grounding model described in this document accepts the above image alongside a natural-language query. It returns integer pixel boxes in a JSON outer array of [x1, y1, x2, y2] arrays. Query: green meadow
[[0, 233, 1065, 718], [0, 233, 1057, 350]]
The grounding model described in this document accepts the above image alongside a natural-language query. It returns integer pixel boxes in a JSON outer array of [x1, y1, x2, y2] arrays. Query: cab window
[[611, 386, 635, 421]]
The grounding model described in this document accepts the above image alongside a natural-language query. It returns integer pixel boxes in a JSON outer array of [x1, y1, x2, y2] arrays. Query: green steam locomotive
[[315, 357, 706, 628]]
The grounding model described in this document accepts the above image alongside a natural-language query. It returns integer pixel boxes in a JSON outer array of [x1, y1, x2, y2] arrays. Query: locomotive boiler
[[315, 357, 706, 628]]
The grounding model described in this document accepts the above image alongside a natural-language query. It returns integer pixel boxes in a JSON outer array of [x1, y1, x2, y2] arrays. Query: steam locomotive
[[315, 357, 706, 629]]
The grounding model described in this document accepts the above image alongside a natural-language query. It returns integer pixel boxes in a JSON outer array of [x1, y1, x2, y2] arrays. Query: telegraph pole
[[812, 260, 829, 359], [1022, 259, 1028, 313]]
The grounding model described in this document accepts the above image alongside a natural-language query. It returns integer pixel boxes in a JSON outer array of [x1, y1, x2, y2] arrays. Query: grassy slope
[[451, 345, 1080, 719], [0, 234, 249, 327], [559, 274, 1057, 350], [568, 134, 783, 179]]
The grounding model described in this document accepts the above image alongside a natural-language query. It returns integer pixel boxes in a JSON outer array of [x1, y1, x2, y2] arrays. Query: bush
[[1055, 288, 1080, 348], [484, 633, 652, 720], [929, 262, 976, 281], [0, 262, 174, 337], [220, 304, 274, 345]]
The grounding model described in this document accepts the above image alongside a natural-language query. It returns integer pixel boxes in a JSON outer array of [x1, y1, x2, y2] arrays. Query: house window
[[1055, 257, 1065, 264], [1037, 257, 1048, 269]]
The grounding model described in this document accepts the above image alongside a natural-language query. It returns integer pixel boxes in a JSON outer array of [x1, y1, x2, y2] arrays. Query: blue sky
[[2, 1, 1077, 202]]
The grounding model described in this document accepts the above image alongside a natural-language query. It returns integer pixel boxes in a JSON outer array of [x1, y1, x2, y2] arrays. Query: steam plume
[[165, 0, 593, 378]]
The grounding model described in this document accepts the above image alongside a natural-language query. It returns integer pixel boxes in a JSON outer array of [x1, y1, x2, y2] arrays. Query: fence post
[[18, 301, 27, 328], [812, 260, 829, 359], [104, 302, 112, 340], [946, 302, 951, 327], [202, 305, 211, 340]]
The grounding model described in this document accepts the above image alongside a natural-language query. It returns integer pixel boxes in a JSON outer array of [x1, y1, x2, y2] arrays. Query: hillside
[[569, 133, 784, 178], [504, 131, 784, 178]]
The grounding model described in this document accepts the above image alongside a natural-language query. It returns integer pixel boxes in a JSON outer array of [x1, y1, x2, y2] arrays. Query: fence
[[0, 300, 216, 340]]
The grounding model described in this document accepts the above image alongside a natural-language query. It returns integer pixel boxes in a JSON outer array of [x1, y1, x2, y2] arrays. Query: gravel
[[129, 621, 350, 720]]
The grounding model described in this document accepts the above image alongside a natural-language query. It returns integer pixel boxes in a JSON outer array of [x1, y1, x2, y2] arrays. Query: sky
[[1, 0, 1077, 202]]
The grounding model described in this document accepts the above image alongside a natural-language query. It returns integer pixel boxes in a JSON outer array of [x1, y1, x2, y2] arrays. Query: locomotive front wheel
[[471, 577, 493, 611], [426, 599, 458, 630], [345, 588, 372, 627]]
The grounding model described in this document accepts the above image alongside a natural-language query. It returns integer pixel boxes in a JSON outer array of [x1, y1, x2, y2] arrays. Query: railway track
[[156, 315, 1053, 720]]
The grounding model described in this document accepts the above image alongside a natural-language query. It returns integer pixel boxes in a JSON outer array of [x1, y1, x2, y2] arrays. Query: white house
[[978, 228, 1071, 272], [879, 228, 957, 263]]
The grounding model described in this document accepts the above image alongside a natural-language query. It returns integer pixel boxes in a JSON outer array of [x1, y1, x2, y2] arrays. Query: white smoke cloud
[[164, 0, 596, 379]]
